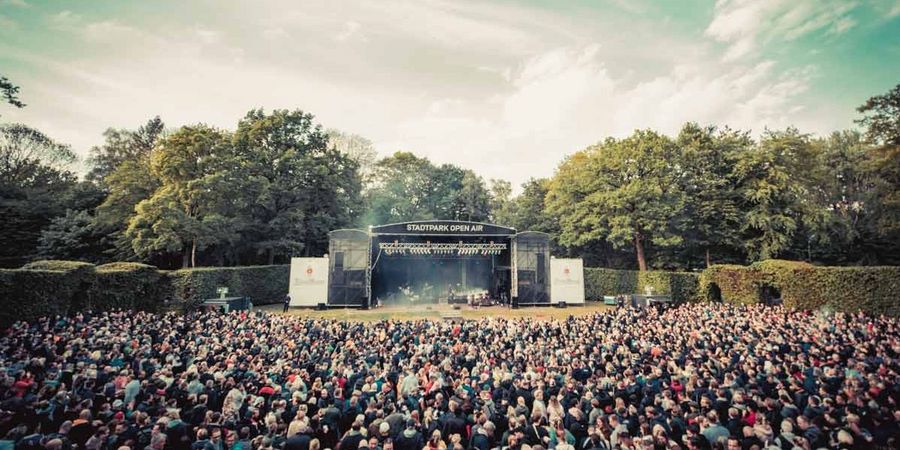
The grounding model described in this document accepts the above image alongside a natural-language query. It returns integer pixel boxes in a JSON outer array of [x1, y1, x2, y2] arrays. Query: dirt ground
[[257, 302, 613, 322]]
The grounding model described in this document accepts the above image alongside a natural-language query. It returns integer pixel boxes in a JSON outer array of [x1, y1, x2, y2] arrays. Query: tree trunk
[[182, 246, 190, 268], [191, 240, 197, 268], [634, 234, 647, 271], [267, 248, 275, 265], [705, 248, 712, 268]]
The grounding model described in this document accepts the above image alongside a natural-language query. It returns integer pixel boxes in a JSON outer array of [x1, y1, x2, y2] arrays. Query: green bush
[[1, 261, 289, 326], [584, 268, 699, 302], [167, 265, 289, 309], [20, 260, 95, 272], [0, 269, 83, 326], [696, 260, 900, 316], [584, 268, 637, 299], [697, 264, 765, 304], [88, 263, 169, 312]]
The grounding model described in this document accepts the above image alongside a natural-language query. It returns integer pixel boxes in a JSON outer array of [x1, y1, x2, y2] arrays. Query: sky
[[1, 0, 898, 188]]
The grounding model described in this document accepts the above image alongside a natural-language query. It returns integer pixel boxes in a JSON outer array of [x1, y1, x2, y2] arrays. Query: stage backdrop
[[550, 258, 585, 304], [289, 257, 329, 306]]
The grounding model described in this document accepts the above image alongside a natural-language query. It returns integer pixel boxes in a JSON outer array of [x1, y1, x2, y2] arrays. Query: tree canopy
[[3, 83, 898, 269]]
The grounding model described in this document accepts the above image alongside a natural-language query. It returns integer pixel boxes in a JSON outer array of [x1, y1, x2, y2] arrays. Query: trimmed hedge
[[88, 263, 170, 312], [584, 268, 699, 303], [0, 261, 290, 327], [167, 265, 289, 309], [697, 260, 900, 316], [0, 269, 83, 326], [697, 264, 765, 305]]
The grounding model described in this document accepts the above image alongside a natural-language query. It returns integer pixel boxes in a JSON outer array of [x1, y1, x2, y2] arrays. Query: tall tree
[[488, 179, 512, 224], [86, 116, 165, 186], [856, 84, 900, 147], [856, 84, 900, 250], [235, 109, 362, 261], [675, 123, 748, 267], [0, 124, 78, 266], [0, 75, 25, 115], [126, 125, 241, 267], [366, 152, 438, 224], [734, 128, 820, 261], [326, 129, 378, 180], [547, 130, 685, 270]]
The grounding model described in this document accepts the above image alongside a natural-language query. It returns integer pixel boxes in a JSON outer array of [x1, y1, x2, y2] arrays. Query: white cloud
[[335, 20, 364, 42], [0, 0, 866, 189], [706, 0, 861, 61], [1, 0, 29, 7]]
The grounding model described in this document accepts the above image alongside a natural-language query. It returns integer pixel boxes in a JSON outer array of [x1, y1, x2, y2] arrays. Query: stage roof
[[370, 220, 516, 236]]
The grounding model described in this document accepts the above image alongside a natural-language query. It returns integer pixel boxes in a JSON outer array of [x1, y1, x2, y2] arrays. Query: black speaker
[[556, 301, 567, 308], [511, 296, 519, 309], [316, 303, 327, 311]]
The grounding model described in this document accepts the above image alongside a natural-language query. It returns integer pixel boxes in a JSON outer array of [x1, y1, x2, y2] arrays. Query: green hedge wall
[[584, 268, 699, 303], [0, 269, 83, 326], [697, 264, 765, 304], [696, 260, 900, 316], [88, 263, 170, 312], [0, 261, 290, 327], [166, 265, 289, 309]]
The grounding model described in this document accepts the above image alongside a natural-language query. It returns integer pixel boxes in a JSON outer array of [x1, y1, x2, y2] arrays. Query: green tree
[[488, 179, 512, 224], [1, 75, 25, 114], [856, 85, 900, 251], [36, 209, 107, 261], [326, 129, 378, 180], [86, 116, 165, 186], [547, 130, 685, 271], [235, 109, 362, 261], [675, 123, 748, 267], [126, 125, 241, 267], [856, 84, 900, 147], [0, 124, 77, 266], [366, 151, 438, 224], [734, 128, 820, 261]]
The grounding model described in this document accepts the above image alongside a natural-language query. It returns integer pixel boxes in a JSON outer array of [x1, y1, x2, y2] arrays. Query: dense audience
[[0, 304, 897, 450]]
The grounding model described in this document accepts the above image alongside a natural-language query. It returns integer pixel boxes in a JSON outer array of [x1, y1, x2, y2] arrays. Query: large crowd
[[0, 303, 897, 450]]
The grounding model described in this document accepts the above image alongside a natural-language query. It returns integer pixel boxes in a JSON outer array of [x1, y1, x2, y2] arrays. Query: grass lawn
[[258, 302, 613, 321]]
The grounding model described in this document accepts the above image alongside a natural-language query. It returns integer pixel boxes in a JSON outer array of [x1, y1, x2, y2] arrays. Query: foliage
[[675, 123, 747, 267], [36, 210, 107, 261], [0, 269, 81, 326], [0, 75, 25, 112], [236, 109, 363, 262], [856, 83, 900, 147], [326, 129, 378, 179], [697, 260, 900, 316], [166, 265, 289, 308], [86, 116, 165, 186], [127, 125, 240, 267], [87, 262, 168, 312], [547, 131, 685, 271], [21, 259, 95, 272], [697, 264, 767, 305], [365, 152, 493, 225], [0, 124, 81, 267], [583, 268, 698, 303], [0, 261, 290, 326]]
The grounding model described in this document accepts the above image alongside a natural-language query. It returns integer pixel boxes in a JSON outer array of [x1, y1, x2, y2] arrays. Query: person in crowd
[[0, 304, 896, 450]]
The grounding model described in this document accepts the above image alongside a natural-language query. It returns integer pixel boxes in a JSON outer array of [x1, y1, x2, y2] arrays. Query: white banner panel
[[550, 258, 585, 304], [289, 257, 329, 307]]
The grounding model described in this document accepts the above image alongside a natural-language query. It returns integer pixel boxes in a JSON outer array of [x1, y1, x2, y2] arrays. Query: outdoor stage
[[268, 302, 610, 321]]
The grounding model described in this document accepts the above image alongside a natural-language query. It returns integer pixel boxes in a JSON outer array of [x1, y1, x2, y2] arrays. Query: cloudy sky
[[1, 0, 898, 187]]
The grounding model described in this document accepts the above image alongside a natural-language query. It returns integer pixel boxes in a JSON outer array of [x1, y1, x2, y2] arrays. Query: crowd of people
[[0, 303, 897, 450]]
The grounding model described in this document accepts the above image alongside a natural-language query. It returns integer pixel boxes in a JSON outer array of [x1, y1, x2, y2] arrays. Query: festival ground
[[261, 302, 612, 321]]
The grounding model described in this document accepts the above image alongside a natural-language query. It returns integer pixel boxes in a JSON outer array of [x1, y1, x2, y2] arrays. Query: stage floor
[[260, 302, 611, 321]]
